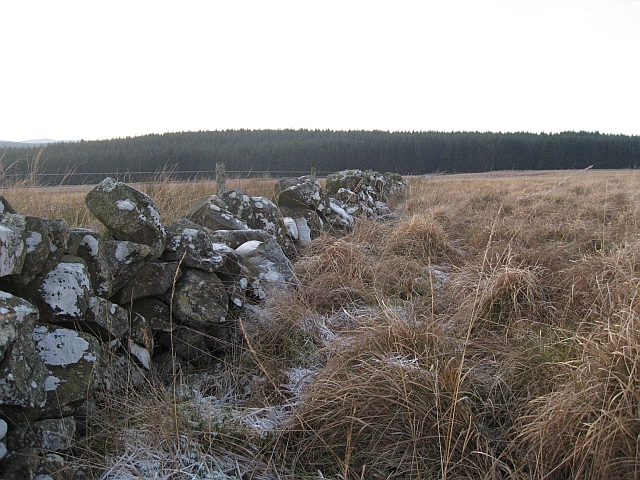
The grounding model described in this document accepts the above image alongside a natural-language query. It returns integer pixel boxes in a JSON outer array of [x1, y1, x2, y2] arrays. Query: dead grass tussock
[[284, 307, 498, 479], [517, 308, 640, 480]]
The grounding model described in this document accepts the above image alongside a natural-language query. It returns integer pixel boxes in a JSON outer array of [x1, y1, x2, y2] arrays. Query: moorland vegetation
[[2, 168, 639, 479]]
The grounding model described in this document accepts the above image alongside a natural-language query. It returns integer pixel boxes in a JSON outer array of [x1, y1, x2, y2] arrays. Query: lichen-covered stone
[[58, 296, 130, 341], [130, 297, 174, 333], [73, 229, 110, 295], [41, 218, 70, 272], [222, 189, 253, 224], [235, 235, 297, 300], [0, 214, 26, 277], [161, 219, 231, 273], [161, 269, 229, 330], [31, 257, 93, 322], [7, 217, 52, 286], [111, 260, 181, 304], [185, 195, 249, 231], [32, 325, 101, 416], [0, 292, 47, 409], [274, 176, 323, 211], [102, 240, 155, 296], [85, 177, 166, 257], [325, 169, 368, 194], [10, 417, 76, 452], [0, 196, 17, 215]]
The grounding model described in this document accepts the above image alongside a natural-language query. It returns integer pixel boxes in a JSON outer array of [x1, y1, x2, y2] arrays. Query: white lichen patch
[[235, 240, 262, 256], [114, 243, 131, 263], [116, 199, 136, 211], [39, 263, 91, 317], [128, 340, 150, 370], [100, 177, 119, 193], [283, 217, 298, 239], [25, 231, 43, 253], [33, 327, 92, 367], [294, 218, 312, 246], [45, 375, 61, 391], [80, 235, 99, 257]]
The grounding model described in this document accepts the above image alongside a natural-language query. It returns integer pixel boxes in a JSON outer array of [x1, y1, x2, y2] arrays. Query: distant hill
[[0, 139, 67, 148], [20, 138, 59, 144]]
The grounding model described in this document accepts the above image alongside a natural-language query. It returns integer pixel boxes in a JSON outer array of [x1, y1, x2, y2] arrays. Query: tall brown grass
[[2, 168, 639, 479]]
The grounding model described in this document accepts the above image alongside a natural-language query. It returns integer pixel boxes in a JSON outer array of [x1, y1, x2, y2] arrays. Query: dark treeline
[[2, 130, 639, 185]]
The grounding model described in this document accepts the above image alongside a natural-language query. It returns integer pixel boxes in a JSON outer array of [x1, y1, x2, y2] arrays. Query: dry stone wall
[[0, 169, 406, 477]]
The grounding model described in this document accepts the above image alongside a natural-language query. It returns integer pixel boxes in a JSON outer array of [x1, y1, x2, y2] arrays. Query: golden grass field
[[2, 169, 639, 479]]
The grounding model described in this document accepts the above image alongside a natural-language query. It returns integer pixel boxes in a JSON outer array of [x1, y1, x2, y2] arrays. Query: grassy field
[[2, 169, 639, 479]]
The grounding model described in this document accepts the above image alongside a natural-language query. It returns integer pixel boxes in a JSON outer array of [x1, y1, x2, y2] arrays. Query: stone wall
[[0, 169, 406, 476]]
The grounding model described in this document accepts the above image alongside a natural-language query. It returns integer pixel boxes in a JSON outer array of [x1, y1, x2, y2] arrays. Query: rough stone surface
[[111, 260, 181, 304], [74, 229, 111, 296], [186, 195, 249, 231], [10, 417, 76, 452], [274, 175, 323, 211], [235, 235, 297, 300], [31, 257, 93, 321], [0, 214, 26, 277], [63, 296, 131, 341], [7, 216, 52, 286], [85, 177, 166, 256], [33, 324, 101, 416], [0, 196, 17, 215], [130, 297, 174, 333], [161, 269, 229, 330], [102, 240, 156, 296], [162, 219, 230, 273], [0, 292, 47, 409]]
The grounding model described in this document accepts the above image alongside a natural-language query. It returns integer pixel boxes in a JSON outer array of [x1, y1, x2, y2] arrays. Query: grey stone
[[235, 235, 297, 300], [161, 269, 229, 330], [30, 257, 93, 322], [41, 218, 70, 272], [162, 219, 232, 273], [221, 189, 253, 224], [32, 324, 102, 416], [58, 296, 130, 341], [74, 229, 111, 296], [8, 217, 52, 286], [0, 292, 48, 409], [111, 260, 181, 304], [185, 195, 249, 231], [102, 240, 156, 296], [0, 196, 17, 214], [85, 177, 166, 257], [129, 297, 174, 333], [0, 214, 26, 277], [274, 175, 323, 212], [34, 417, 76, 451]]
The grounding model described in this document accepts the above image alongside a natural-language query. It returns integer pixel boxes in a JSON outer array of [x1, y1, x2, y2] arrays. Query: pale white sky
[[2, 0, 639, 141]]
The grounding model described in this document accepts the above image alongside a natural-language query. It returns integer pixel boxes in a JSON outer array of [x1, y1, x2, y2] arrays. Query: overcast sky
[[2, 0, 639, 142]]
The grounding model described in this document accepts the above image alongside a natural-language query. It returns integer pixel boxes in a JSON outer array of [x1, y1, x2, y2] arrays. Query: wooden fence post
[[216, 162, 226, 196], [311, 167, 316, 181]]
